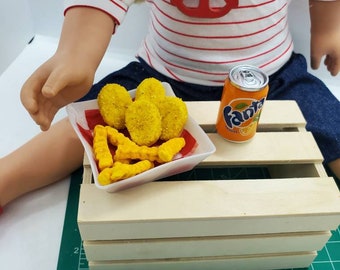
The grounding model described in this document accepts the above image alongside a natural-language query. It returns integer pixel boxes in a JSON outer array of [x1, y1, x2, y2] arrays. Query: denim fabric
[[78, 53, 340, 164], [268, 53, 340, 164]]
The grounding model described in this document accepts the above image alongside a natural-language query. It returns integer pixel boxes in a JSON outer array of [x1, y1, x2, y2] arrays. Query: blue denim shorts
[[79, 53, 340, 164]]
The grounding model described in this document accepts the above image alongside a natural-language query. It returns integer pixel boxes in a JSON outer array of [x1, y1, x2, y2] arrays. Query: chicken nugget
[[135, 77, 166, 103], [158, 96, 188, 141], [125, 99, 162, 146], [97, 83, 132, 129]]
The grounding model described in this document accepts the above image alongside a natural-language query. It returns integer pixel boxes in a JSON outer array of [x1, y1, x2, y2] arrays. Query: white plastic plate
[[66, 83, 216, 192]]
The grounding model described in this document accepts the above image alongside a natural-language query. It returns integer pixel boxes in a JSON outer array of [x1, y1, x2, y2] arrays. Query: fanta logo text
[[223, 98, 265, 129]]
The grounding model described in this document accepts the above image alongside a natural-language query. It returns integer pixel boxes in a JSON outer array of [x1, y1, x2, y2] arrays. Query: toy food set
[[67, 78, 216, 192]]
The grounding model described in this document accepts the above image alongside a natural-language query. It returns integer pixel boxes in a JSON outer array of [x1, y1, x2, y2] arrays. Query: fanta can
[[216, 65, 269, 142]]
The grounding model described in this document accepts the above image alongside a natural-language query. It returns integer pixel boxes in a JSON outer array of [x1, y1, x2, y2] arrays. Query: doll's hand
[[20, 53, 95, 131], [20, 7, 114, 131], [310, 0, 340, 76]]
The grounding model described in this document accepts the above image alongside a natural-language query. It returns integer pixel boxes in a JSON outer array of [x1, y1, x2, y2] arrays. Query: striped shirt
[[64, 0, 294, 86]]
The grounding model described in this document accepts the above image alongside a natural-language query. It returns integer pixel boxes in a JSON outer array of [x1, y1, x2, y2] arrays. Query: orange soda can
[[216, 65, 269, 142]]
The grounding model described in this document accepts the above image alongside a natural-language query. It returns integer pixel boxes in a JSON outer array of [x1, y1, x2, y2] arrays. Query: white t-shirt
[[64, 0, 294, 86]]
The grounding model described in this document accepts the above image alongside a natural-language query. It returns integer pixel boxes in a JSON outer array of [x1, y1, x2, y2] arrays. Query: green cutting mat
[[57, 167, 340, 270]]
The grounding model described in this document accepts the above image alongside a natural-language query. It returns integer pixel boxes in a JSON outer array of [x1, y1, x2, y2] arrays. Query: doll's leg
[[0, 118, 84, 207], [329, 159, 340, 181]]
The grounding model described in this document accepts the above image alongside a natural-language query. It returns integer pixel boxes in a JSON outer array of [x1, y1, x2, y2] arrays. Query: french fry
[[158, 137, 186, 162], [93, 125, 113, 170]]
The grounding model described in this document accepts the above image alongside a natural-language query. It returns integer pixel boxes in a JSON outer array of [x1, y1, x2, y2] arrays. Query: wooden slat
[[88, 252, 317, 270], [82, 155, 92, 184], [185, 100, 306, 132], [78, 99, 340, 269], [201, 132, 323, 166], [82, 133, 324, 178], [83, 231, 330, 261], [78, 177, 340, 240]]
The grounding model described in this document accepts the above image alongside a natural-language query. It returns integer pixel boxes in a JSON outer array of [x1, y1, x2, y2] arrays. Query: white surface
[[0, 36, 68, 270], [0, 35, 133, 270], [0, 0, 148, 76], [0, 0, 34, 74]]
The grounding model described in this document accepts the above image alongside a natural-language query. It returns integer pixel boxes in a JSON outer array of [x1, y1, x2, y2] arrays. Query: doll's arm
[[309, 0, 340, 76]]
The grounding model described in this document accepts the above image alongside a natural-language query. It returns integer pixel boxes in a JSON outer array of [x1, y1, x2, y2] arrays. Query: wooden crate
[[78, 100, 340, 270]]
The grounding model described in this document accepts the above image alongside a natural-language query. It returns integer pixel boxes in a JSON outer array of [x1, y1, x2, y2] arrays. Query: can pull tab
[[240, 70, 256, 86]]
